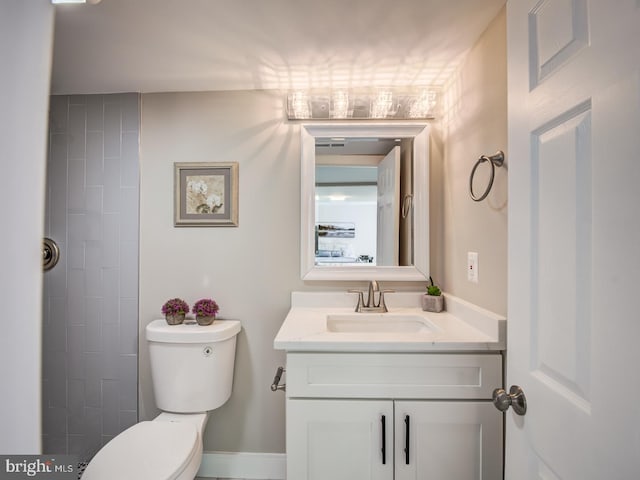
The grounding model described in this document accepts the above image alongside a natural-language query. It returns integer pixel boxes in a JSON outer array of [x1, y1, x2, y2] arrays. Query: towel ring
[[469, 150, 505, 202]]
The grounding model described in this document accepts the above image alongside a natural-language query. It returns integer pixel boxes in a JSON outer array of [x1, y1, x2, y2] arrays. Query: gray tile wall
[[42, 93, 140, 459]]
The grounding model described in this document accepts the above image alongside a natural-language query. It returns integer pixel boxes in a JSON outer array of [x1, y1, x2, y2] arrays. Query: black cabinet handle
[[381, 415, 386, 464], [404, 415, 410, 464]]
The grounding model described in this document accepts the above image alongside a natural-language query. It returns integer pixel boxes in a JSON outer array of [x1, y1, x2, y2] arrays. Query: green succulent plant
[[426, 285, 441, 296], [426, 277, 441, 296]]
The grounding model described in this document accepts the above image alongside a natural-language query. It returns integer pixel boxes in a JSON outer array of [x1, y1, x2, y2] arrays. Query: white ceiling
[[51, 0, 505, 95]]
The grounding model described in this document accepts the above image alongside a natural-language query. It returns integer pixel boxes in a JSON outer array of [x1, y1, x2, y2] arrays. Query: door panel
[[529, 0, 589, 87], [377, 146, 400, 265], [531, 102, 592, 412], [507, 0, 640, 477]]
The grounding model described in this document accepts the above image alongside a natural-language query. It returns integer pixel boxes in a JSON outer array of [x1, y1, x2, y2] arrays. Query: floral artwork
[[174, 162, 238, 227], [186, 175, 225, 214]]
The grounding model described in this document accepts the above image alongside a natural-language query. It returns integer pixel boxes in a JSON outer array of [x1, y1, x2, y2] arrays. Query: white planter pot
[[421, 294, 444, 313]]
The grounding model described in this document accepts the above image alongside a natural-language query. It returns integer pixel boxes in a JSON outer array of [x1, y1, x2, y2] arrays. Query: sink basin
[[326, 313, 437, 333]]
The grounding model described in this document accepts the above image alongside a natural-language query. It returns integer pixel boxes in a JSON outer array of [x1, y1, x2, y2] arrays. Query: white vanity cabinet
[[287, 398, 393, 479], [284, 352, 504, 480], [393, 400, 502, 479]]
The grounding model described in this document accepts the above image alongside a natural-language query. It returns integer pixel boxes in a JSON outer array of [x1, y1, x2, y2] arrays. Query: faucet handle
[[348, 289, 365, 312], [378, 289, 395, 313]]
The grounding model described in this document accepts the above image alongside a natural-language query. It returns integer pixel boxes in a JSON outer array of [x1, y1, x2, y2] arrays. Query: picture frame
[[316, 222, 356, 238], [174, 162, 239, 227]]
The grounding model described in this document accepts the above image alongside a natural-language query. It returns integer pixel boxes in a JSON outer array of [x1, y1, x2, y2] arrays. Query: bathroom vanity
[[274, 292, 506, 480]]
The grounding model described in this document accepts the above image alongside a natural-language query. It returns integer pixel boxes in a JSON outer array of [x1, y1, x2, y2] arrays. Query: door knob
[[43, 237, 60, 271], [492, 385, 527, 415]]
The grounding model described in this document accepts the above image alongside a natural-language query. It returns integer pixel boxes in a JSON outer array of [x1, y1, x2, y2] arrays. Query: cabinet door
[[287, 398, 393, 480], [395, 401, 503, 480]]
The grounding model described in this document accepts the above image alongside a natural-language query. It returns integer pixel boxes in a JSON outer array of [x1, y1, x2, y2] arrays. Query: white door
[[394, 401, 502, 480], [507, 1, 640, 478], [377, 146, 401, 265], [286, 399, 393, 480]]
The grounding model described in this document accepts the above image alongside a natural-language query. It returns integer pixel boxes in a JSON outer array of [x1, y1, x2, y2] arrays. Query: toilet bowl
[[81, 412, 206, 480], [82, 319, 241, 480]]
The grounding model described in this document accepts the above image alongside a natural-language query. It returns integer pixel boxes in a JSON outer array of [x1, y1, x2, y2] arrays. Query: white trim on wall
[[198, 451, 286, 480]]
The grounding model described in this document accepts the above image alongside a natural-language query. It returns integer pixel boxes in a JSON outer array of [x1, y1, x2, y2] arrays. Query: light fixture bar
[[286, 87, 439, 120]]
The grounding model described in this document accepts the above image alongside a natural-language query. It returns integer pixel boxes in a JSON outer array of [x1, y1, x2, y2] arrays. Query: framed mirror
[[301, 123, 430, 281]]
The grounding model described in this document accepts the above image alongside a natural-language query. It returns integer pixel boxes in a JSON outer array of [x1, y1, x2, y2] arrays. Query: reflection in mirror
[[315, 166, 377, 265], [301, 123, 430, 281], [314, 138, 413, 267]]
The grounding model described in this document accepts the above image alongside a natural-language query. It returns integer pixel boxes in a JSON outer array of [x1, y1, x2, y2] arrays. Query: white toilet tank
[[146, 319, 241, 413]]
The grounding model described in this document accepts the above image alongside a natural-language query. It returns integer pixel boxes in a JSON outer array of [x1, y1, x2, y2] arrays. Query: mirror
[[315, 138, 413, 266], [301, 123, 430, 281]]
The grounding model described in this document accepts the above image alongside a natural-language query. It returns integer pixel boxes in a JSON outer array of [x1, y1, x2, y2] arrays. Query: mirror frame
[[301, 122, 430, 281]]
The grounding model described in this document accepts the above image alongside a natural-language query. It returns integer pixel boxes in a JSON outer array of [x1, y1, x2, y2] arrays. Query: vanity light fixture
[[289, 91, 311, 119], [286, 87, 438, 120], [370, 90, 395, 119], [331, 91, 350, 119], [409, 89, 438, 119]]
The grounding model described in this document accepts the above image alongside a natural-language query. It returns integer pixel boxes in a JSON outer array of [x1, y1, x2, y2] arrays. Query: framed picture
[[174, 162, 239, 227], [316, 222, 356, 238]]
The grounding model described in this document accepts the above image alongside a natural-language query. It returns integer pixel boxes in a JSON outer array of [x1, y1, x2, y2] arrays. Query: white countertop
[[273, 291, 506, 353]]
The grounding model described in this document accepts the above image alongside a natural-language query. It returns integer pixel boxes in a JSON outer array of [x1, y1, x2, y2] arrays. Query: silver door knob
[[43, 237, 60, 271], [492, 385, 527, 415]]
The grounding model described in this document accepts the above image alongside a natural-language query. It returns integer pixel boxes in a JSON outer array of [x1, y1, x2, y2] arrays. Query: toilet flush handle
[[270, 366, 286, 392]]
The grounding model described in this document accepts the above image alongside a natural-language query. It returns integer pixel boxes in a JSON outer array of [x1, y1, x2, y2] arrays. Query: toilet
[[82, 318, 241, 480]]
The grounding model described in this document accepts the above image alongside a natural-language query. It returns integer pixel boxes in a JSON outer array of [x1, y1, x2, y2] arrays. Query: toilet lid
[[82, 421, 199, 480]]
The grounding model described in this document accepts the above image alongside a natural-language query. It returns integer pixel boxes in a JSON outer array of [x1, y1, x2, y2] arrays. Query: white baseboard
[[197, 451, 286, 479]]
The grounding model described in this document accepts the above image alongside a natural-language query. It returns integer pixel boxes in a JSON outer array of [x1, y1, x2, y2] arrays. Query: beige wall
[[435, 7, 508, 316], [138, 92, 434, 454], [139, 90, 303, 453], [138, 8, 508, 454]]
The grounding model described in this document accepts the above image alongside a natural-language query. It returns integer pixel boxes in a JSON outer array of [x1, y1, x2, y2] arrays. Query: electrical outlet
[[467, 252, 479, 283]]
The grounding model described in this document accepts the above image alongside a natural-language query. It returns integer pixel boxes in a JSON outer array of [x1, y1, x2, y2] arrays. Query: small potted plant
[[162, 298, 190, 325], [422, 279, 444, 313], [192, 298, 220, 326]]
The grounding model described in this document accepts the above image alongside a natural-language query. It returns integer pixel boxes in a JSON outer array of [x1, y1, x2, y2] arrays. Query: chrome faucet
[[349, 280, 394, 313]]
